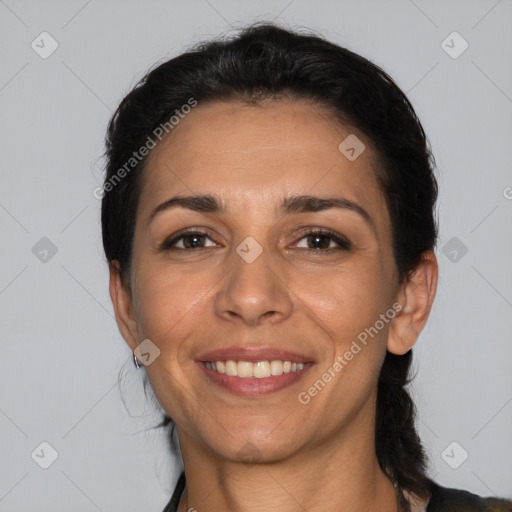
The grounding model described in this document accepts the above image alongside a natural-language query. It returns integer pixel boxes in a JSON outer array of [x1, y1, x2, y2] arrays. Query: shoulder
[[161, 474, 512, 512], [427, 480, 512, 511]]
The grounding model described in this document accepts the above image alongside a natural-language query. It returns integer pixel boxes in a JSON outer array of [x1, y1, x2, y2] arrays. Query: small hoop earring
[[133, 352, 141, 368]]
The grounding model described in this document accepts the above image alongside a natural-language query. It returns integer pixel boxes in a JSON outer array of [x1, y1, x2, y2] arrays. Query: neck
[[176, 424, 399, 512]]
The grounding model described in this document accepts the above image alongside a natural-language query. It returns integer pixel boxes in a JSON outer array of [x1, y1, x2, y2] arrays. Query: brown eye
[[161, 230, 216, 250], [295, 229, 352, 252], [160, 228, 351, 253]]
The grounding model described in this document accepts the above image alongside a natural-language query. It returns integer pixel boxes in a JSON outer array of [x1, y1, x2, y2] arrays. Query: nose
[[213, 243, 294, 327]]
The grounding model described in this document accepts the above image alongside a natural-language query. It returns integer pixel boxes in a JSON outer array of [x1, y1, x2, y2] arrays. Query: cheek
[[293, 262, 391, 402], [296, 262, 388, 340], [130, 264, 216, 426], [132, 262, 214, 358]]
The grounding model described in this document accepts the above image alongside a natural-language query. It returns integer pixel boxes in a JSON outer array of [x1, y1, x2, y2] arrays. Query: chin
[[204, 427, 305, 465]]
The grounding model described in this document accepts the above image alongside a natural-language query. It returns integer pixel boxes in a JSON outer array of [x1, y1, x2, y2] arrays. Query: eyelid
[[291, 227, 352, 251], [160, 227, 217, 250], [160, 226, 352, 252]]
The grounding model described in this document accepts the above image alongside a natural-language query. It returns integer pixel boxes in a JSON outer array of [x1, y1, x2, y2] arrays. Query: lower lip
[[197, 362, 313, 396]]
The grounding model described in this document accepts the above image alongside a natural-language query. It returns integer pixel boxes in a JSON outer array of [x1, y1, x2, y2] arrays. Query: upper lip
[[196, 346, 314, 364]]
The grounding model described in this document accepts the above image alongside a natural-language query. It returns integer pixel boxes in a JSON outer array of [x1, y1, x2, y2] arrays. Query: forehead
[[139, 99, 388, 224]]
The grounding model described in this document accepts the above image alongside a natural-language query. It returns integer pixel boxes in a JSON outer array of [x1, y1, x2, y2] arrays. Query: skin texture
[[109, 98, 438, 512]]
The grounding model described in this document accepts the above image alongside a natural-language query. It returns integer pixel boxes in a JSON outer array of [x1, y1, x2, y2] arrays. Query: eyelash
[[160, 227, 352, 253]]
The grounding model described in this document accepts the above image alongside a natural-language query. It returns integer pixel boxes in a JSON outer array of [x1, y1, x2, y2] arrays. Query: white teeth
[[237, 361, 253, 378], [253, 361, 271, 378], [270, 360, 283, 376], [206, 359, 307, 378], [225, 360, 238, 376]]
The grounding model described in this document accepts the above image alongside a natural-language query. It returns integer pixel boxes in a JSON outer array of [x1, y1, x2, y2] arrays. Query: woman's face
[[115, 98, 406, 462]]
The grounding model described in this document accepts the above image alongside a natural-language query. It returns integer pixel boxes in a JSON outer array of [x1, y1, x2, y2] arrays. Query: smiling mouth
[[203, 360, 307, 378]]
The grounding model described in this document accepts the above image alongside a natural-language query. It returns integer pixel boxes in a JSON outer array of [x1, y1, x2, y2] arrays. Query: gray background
[[1, 0, 511, 510]]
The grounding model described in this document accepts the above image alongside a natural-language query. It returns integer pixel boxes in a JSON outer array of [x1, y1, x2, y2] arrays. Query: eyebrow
[[147, 193, 375, 232]]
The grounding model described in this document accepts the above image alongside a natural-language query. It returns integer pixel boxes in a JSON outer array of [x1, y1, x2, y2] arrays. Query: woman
[[101, 23, 512, 512]]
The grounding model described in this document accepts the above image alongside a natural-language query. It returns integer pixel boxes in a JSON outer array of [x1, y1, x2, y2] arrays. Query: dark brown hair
[[102, 22, 438, 505]]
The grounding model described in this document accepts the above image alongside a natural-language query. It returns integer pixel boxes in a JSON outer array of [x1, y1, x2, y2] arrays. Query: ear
[[109, 261, 139, 352], [387, 250, 438, 355]]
